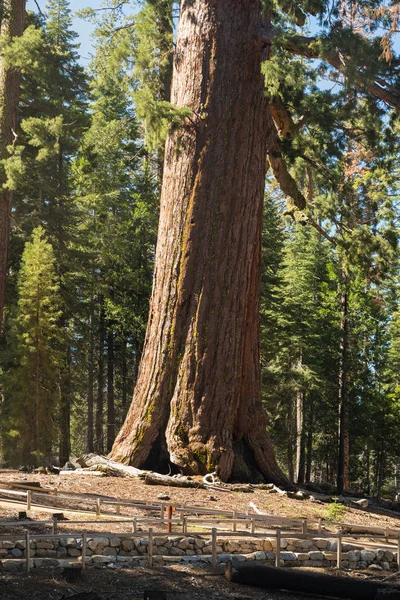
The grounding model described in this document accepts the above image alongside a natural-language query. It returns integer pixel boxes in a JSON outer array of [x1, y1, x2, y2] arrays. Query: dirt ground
[[1, 470, 400, 534], [0, 562, 323, 600], [2, 471, 400, 599]]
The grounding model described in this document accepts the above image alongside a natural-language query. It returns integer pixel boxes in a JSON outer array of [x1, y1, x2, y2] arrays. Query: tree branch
[[266, 106, 307, 211], [257, 27, 400, 110], [284, 34, 400, 111]]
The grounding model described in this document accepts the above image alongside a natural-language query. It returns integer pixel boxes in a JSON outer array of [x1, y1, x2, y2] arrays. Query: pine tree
[[1, 226, 62, 467], [0, 0, 26, 331], [4, 0, 89, 464], [72, 6, 158, 454]]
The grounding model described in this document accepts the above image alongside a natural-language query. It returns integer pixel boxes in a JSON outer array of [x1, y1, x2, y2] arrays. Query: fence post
[[82, 530, 87, 570], [132, 518, 137, 533], [167, 506, 173, 533], [232, 511, 237, 533], [148, 528, 153, 567], [250, 518, 255, 534], [95, 498, 101, 516], [212, 528, 217, 568], [26, 490, 32, 511], [385, 526, 389, 543], [25, 529, 31, 573], [336, 528, 342, 569], [275, 529, 281, 568], [52, 518, 58, 534], [183, 517, 188, 534], [302, 519, 308, 534], [116, 503, 121, 515], [318, 518, 322, 534], [160, 505, 165, 521]]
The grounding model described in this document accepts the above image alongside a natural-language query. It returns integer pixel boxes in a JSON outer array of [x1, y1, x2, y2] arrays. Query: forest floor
[[1, 471, 400, 599]]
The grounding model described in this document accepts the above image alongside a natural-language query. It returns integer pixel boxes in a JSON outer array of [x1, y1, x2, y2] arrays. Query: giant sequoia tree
[[111, 0, 400, 482], [111, 0, 288, 483]]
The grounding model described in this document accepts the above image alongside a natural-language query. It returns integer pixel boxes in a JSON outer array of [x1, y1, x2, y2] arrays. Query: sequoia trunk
[[0, 0, 26, 331], [111, 0, 287, 484]]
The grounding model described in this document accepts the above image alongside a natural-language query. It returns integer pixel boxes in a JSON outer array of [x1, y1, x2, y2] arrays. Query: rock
[[295, 553, 310, 561], [316, 539, 328, 549], [68, 548, 81, 557], [170, 547, 185, 556], [347, 551, 361, 562], [382, 562, 390, 571], [368, 564, 383, 571], [178, 538, 192, 550], [62, 461, 76, 471], [2, 542, 15, 549], [154, 537, 168, 546], [157, 494, 171, 500], [353, 499, 369, 508], [10, 549, 23, 558], [36, 542, 54, 549], [109, 537, 120, 548], [219, 553, 234, 562], [309, 551, 324, 561], [92, 555, 113, 564], [103, 547, 117, 556], [254, 551, 267, 560], [281, 552, 297, 561], [2, 560, 23, 571], [361, 550, 376, 563], [41, 558, 60, 567], [122, 540, 134, 552], [208, 496, 218, 501]]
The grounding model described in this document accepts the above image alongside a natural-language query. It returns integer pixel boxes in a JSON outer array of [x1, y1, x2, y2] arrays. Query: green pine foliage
[[1, 227, 62, 467]]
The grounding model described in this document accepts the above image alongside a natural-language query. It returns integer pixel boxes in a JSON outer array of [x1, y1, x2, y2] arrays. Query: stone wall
[[0, 535, 397, 572]]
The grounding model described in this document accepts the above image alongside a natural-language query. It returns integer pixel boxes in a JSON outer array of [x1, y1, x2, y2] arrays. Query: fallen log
[[139, 472, 207, 489], [77, 454, 143, 477], [225, 562, 400, 600]]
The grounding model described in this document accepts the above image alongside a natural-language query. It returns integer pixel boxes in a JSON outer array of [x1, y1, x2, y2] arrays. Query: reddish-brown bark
[[0, 0, 26, 332], [111, 0, 288, 485]]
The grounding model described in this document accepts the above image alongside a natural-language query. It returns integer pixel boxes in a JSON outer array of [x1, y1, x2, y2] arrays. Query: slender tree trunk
[[287, 400, 295, 483], [337, 280, 350, 493], [296, 390, 306, 484], [0, 0, 26, 331], [95, 300, 105, 454], [366, 445, 370, 495], [107, 327, 115, 453], [87, 296, 95, 452], [111, 0, 288, 485], [305, 398, 313, 483], [59, 345, 71, 465]]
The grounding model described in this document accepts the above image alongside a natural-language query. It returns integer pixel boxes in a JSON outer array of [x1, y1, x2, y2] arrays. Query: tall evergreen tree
[[0, 0, 26, 331], [1, 226, 61, 466]]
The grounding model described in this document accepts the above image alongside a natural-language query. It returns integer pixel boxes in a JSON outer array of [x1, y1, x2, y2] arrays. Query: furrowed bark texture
[[0, 0, 26, 331], [111, 0, 287, 485]]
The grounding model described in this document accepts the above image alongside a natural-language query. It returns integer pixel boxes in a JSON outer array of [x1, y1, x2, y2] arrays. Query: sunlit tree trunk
[[0, 0, 26, 331], [111, 0, 287, 484]]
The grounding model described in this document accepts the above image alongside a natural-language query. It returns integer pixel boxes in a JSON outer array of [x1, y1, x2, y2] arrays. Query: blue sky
[[26, 1, 399, 66], [26, 0, 99, 62]]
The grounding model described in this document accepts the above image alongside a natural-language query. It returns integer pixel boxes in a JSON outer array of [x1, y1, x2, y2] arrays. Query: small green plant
[[325, 499, 346, 522]]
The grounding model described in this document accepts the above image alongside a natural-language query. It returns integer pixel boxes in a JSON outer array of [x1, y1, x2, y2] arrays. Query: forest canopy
[[0, 0, 399, 496]]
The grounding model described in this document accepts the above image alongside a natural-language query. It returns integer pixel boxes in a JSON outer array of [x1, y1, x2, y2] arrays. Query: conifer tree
[[1, 226, 61, 466], [73, 5, 157, 454], [5, 0, 89, 464], [0, 0, 26, 331]]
